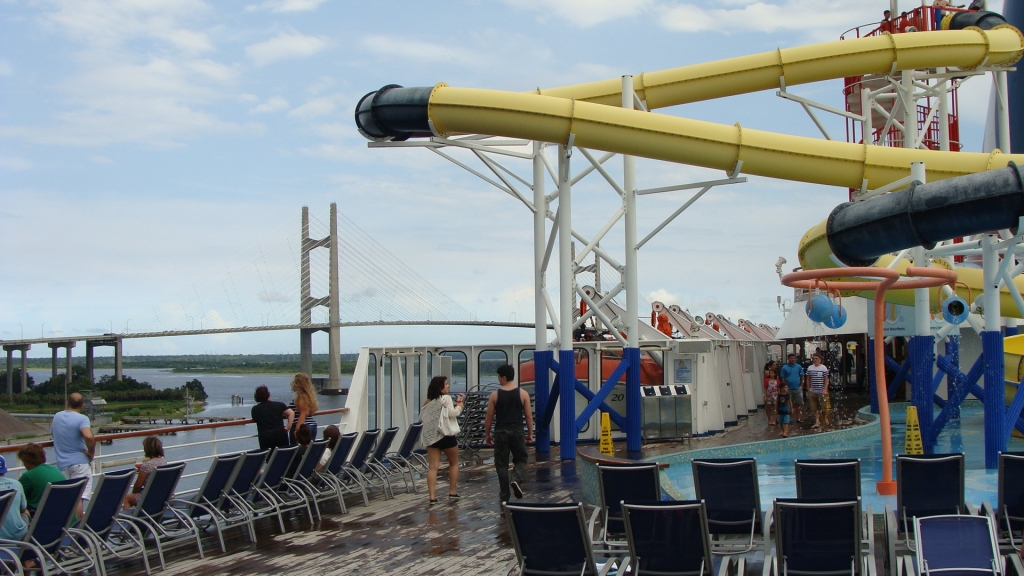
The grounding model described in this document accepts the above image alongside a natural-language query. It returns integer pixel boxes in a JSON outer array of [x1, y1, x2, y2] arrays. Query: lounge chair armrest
[[763, 554, 776, 576], [965, 502, 979, 515], [865, 505, 875, 560], [719, 556, 743, 576], [597, 556, 621, 576], [0, 546, 23, 576], [1007, 552, 1024, 576], [763, 507, 774, 557], [864, 551, 878, 576], [587, 506, 601, 541], [980, 501, 995, 518]]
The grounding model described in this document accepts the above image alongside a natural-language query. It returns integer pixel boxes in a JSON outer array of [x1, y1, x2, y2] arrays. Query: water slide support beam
[[534, 141, 552, 454], [558, 145, 577, 460], [623, 76, 643, 453], [982, 234, 1006, 469]]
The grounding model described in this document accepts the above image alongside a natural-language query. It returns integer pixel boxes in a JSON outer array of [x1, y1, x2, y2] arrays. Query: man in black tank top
[[484, 364, 533, 504]]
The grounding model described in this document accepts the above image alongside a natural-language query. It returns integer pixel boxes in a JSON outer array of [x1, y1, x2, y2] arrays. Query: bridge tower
[[300, 203, 343, 394]]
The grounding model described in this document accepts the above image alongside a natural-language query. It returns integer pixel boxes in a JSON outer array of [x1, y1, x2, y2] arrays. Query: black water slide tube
[[945, 9, 1011, 31], [355, 85, 432, 141], [826, 164, 1024, 266]]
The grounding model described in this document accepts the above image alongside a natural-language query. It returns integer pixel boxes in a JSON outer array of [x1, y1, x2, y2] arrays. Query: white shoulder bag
[[439, 396, 461, 437]]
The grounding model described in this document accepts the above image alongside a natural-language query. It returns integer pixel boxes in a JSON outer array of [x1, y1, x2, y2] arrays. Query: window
[[367, 353, 377, 430], [441, 351, 468, 393], [478, 350, 508, 391]]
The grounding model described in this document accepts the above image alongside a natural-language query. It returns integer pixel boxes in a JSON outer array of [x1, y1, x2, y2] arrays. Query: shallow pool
[[659, 402, 1024, 511]]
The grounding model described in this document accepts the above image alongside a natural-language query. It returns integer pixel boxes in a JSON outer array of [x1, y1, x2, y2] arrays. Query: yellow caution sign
[[905, 406, 924, 455], [599, 412, 615, 456]]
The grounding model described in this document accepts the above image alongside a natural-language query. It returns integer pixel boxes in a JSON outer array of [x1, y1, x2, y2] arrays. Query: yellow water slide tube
[[355, 26, 1024, 314]]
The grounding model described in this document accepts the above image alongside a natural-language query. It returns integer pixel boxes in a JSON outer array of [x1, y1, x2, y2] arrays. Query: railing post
[[92, 441, 102, 475], [211, 426, 218, 457]]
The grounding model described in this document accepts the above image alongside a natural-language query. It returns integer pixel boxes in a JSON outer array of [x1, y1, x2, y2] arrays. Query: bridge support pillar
[[300, 329, 314, 377], [3, 344, 30, 396], [327, 203, 342, 393], [48, 341, 75, 402]]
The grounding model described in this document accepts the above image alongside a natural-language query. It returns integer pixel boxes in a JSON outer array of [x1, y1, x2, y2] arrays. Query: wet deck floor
[[115, 395, 874, 575]]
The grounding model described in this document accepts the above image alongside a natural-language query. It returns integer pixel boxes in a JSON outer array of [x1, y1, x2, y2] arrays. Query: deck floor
[[114, 394, 874, 575]]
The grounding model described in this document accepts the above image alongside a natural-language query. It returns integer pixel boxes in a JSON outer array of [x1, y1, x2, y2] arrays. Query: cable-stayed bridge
[[2, 204, 539, 395]]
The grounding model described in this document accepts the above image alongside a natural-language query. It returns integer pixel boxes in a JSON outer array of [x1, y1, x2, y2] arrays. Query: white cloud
[[287, 96, 336, 119], [245, 32, 329, 66], [247, 0, 329, 12], [648, 288, 683, 306], [237, 93, 259, 103], [656, 1, 878, 34], [46, 0, 214, 54], [360, 35, 483, 66], [0, 60, 12, 76], [0, 156, 33, 170], [502, 0, 653, 27], [250, 96, 290, 113]]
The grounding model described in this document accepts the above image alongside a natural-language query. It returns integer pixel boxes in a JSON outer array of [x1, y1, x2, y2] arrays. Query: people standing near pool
[[764, 367, 780, 426], [51, 392, 96, 517], [806, 353, 830, 429], [251, 385, 295, 452], [780, 354, 805, 424], [289, 374, 319, 442], [777, 384, 791, 438]]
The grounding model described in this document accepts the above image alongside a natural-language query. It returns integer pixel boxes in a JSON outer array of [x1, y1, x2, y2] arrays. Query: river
[[19, 369, 351, 494]]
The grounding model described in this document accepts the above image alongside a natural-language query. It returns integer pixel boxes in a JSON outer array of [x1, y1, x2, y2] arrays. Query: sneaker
[[510, 481, 524, 499], [448, 493, 460, 499], [429, 498, 439, 505]]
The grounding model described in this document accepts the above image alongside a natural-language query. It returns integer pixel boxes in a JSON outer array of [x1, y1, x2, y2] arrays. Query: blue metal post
[[868, 337, 879, 414], [533, 349, 552, 453], [558, 348, 577, 459], [624, 347, 642, 453], [946, 335, 960, 419], [982, 330, 1006, 469], [911, 335, 936, 453]]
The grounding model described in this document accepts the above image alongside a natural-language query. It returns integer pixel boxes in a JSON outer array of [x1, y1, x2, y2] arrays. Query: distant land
[[20, 354, 359, 375]]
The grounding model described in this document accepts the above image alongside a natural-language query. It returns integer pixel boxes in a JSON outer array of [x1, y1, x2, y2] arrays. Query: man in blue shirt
[[50, 393, 95, 516], [0, 456, 28, 540], [780, 354, 806, 425]]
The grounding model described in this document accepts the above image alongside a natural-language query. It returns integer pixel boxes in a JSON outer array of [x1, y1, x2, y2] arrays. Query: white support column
[[534, 141, 548, 349], [861, 80, 873, 147], [938, 70, 950, 151], [622, 76, 639, 349], [558, 147, 574, 353], [996, 71, 1012, 152], [983, 235, 1001, 333], [903, 69, 917, 150], [912, 162, 931, 337]]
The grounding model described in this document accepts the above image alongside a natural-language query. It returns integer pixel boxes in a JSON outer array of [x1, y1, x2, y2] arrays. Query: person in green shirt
[[17, 443, 68, 514]]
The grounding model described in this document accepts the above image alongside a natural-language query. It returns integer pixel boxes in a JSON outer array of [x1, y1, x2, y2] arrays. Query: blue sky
[[0, 0, 1005, 356]]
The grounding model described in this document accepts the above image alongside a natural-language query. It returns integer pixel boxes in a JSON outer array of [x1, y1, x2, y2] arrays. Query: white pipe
[[558, 146, 574, 352], [623, 75, 639, 349], [938, 70, 950, 151], [996, 71, 1012, 152]]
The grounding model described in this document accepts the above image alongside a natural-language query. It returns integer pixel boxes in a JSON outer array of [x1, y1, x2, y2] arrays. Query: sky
[[0, 0, 1006, 357]]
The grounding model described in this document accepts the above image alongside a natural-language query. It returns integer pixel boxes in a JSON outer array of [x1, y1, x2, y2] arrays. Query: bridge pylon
[[300, 203, 343, 394]]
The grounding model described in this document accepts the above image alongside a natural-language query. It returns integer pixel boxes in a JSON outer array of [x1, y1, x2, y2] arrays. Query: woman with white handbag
[[419, 376, 464, 504]]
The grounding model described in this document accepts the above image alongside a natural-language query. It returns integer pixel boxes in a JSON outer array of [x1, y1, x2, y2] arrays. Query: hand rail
[[0, 407, 349, 454]]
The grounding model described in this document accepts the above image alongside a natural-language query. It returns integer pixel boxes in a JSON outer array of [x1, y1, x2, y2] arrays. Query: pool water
[[660, 403, 1024, 511]]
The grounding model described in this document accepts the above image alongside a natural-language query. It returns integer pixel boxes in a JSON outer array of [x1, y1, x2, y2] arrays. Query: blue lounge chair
[[250, 445, 312, 531], [73, 469, 150, 576], [590, 463, 661, 550], [984, 452, 1024, 553], [382, 423, 426, 493], [767, 498, 876, 576], [222, 449, 268, 518], [795, 459, 862, 500], [281, 439, 335, 520], [364, 426, 399, 499], [0, 477, 96, 576], [119, 462, 204, 570], [692, 458, 769, 555], [0, 490, 24, 576], [340, 428, 381, 506], [502, 502, 615, 576], [886, 454, 967, 571], [910, 515, 1019, 576], [170, 452, 254, 553], [314, 432, 358, 508], [621, 500, 717, 576]]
